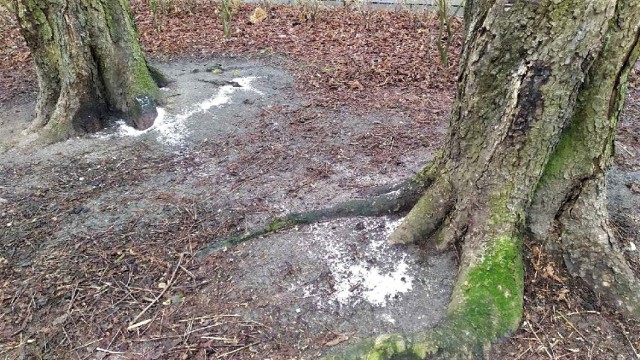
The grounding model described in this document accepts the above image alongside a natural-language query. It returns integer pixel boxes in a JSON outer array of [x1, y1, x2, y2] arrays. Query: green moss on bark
[[265, 218, 295, 232], [101, 0, 161, 104], [487, 187, 519, 226], [367, 335, 408, 360], [449, 236, 524, 336]]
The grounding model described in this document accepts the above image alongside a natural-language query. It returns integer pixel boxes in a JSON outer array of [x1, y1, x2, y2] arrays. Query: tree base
[[324, 236, 523, 360], [15, 0, 163, 141]]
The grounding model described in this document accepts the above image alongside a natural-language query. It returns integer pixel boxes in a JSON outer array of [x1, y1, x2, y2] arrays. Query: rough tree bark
[[346, 0, 640, 358], [12, 0, 162, 142], [196, 0, 640, 358]]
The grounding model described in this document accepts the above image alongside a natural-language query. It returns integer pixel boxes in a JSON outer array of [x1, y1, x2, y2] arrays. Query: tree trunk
[[327, 0, 640, 358], [13, 0, 161, 142]]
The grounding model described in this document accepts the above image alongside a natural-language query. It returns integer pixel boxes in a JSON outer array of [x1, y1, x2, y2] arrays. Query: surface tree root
[[196, 157, 443, 257], [387, 175, 454, 247]]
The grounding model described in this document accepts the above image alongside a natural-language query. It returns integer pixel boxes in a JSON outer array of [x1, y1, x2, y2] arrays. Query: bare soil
[[1, 3, 640, 360]]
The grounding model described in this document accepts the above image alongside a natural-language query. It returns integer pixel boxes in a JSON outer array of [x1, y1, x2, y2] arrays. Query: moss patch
[[449, 236, 524, 339], [265, 217, 295, 232]]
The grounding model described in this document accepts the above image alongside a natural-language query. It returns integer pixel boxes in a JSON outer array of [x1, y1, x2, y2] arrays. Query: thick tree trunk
[[325, 0, 640, 358], [13, 0, 161, 142]]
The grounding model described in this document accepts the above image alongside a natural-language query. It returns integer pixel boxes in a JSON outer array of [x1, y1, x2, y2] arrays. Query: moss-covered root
[[324, 236, 524, 359], [195, 173, 438, 257], [559, 177, 640, 319], [387, 175, 454, 247]]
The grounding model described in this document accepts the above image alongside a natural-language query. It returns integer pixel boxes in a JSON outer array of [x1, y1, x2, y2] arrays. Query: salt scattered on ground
[[381, 313, 396, 324], [97, 77, 263, 146], [306, 217, 414, 307]]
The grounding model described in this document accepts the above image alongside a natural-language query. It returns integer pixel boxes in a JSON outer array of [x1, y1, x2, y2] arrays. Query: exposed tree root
[[198, 156, 529, 359], [438, 208, 469, 251], [387, 175, 454, 247], [195, 189, 417, 257], [196, 157, 443, 257]]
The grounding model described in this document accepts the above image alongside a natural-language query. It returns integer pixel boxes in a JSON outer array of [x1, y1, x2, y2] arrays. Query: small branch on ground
[[128, 254, 184, 329]]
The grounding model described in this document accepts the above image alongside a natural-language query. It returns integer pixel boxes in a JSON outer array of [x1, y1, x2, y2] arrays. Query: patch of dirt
[[1, 3, 640, 360], [0, 59, 452, 359]]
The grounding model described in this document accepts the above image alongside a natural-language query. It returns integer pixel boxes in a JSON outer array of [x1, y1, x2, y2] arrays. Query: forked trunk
[[14, 0, 161, 142]]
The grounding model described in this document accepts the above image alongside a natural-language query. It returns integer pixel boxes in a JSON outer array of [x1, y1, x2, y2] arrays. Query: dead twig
[[178, 314, 241, 322], [620, 326, 640, 359], [96, 348, 126, 354], [71, 338, 104, 351], [526, 320, 554, 360], [216, 342, 260, 358], [128, 254, 184, 330], [557, 311, 591, 345], [515, 345, 532, 359]]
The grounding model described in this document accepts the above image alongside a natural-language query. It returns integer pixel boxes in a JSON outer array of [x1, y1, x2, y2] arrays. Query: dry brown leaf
[[325, 334, 349, 347], [349, 80, 364, 91], [250, 7, 268, 24], [556, 288, 570, 302], [543, 263, 565, 284]]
